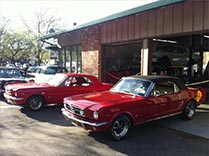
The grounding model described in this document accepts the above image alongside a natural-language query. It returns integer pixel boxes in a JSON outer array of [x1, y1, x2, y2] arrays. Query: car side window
[[151, 81, 179, 96], [64, 76, 92, 87], [81, 77, 93, 86], [34, 68, 41, 73], [45, 68, 56, 74], [75, 76, 92, 86]]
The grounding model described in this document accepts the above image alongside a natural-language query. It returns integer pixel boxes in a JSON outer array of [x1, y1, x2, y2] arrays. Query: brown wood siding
[[117, 19, 123, 41], [140, 13, 148, 38], [98, 0, 209, 44], [204, 0, 209, 30], [155, 7, 164, 36], [164, 5, 173, 35], [194, 1, 204, 31], [122, 17, 128, 41], [134, 14, 141, 39], [107, 22, 112, 43], [128, 16, 135, 40], [59, 0, 209, 46], [173, 3, 183, 34], [148, 10, 156, 37], [112, 20, 117, 42], [100, 24, 106, 43], [183, 0, 193, 32]]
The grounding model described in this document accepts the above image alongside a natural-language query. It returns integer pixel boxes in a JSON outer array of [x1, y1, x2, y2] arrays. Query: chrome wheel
[[110, 115, 131, 140], [182, 101, 196, 120], [27, 96, 44, 111]]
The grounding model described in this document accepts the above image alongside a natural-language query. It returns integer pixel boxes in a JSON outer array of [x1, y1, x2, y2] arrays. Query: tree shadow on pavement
[[20, 105, 73, 127]]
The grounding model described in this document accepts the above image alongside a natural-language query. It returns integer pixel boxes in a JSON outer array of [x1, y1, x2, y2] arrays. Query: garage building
[[41, 0, 209, 84]]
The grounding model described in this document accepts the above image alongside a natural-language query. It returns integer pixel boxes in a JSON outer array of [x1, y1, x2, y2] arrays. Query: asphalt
[[156, 104, 209, 139]]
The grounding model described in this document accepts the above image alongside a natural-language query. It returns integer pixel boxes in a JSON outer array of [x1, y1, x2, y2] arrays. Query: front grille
[[65, 103, 85, 117]]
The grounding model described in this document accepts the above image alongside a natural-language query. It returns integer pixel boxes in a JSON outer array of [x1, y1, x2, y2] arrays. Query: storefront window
[[64, 45, 82, 73]]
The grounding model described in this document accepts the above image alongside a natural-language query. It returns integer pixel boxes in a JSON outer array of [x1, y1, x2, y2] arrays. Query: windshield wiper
[[122, 90, 131, 93]]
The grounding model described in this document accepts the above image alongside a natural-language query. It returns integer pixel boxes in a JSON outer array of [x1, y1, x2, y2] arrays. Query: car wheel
[[181, 101, 196, 120], [26, 95, 44, 111], [110, 115, 131, 140]]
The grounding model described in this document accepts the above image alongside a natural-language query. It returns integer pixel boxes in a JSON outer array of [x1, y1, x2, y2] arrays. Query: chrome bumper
[[3, 93, 24, 101], [61, 108, 108, 127]]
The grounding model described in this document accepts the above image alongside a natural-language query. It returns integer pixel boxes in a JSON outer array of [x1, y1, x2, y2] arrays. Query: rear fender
[[187, 87, 206, 104]]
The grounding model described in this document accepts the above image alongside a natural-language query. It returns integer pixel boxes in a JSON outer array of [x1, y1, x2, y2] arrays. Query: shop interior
[[103, 34, 209, 84], [152, 34, 209, 83]]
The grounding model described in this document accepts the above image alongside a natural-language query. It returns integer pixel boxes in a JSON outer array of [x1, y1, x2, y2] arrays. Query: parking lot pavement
[[156, 104, 209, 139], [0, 98, 209, 156]]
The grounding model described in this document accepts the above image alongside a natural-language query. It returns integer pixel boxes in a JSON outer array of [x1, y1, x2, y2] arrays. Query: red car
[[62, 75, 206, 140], [4, 73, 113, 111]]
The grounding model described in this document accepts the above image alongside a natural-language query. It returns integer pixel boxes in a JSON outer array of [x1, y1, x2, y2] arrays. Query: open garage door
[[103, 42, 142, 84], [152, 34, 209, 83]]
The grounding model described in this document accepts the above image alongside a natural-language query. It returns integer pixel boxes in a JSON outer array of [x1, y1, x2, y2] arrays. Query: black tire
[[181, 101, 196, 120], [26, 95, 44, 111], [110, 115, 131, 140]]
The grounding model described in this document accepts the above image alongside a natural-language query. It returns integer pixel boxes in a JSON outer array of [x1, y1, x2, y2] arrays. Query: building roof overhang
[[40, 0, 184, 41]]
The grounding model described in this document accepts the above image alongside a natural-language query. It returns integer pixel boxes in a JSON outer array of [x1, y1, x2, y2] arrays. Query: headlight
[[79, 110, 85, 117], [15, 92, 18, 97], [93, 111, 99, 119]]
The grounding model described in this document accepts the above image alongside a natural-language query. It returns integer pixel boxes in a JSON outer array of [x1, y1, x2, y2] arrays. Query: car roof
[[0, 66, 20, 70], [36, 65, 64, 69], [126, 75, 179, 81], [123, 75, 187, 90], [62, 73, 96, 77]]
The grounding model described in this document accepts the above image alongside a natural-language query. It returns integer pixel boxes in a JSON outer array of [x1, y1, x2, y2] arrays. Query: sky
[[0, 0, 157, 31]]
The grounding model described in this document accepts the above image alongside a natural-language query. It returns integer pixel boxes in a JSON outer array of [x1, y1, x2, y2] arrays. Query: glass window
[[111, 78, 151, 96], [65, 45, 82, 73], [151, 81, 179, 96], [45, 68, 56, 74]]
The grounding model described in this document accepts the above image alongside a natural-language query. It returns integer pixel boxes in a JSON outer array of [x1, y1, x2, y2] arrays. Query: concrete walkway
[[156, 104, 209, 139]]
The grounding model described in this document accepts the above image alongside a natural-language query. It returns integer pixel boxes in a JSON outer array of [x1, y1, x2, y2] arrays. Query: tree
[[0, 17, 10, 65], [0, 16, 10, 39], [1, 31, 34, 64], [22, 8, 63, 65]]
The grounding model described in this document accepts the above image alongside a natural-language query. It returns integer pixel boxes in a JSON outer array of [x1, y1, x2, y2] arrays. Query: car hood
[[64, 91, 144, 110], [5, 82, 52, 90]]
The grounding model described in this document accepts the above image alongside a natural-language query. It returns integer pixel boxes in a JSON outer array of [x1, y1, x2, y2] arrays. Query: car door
[[131, 96, 163, 123], [151, 81, 181, 117], [50, 76, 96, 103]]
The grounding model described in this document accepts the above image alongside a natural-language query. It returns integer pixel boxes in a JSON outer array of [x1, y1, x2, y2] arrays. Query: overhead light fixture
[[153, 38, 177, 44], [203, 35, 209, 39]]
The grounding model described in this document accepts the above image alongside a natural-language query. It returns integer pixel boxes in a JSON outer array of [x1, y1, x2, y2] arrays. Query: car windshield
[[111, 78, 152, 96], [0, 68, 22, 78], [47, 74, 67, 86]]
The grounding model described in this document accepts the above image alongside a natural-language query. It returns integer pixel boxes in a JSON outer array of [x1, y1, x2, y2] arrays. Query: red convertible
[[4, 73, 113, 111], [62, 75, 206, 140]]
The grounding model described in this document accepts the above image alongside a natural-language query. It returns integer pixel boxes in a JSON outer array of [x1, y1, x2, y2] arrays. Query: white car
[[30, 65, 68, 83]]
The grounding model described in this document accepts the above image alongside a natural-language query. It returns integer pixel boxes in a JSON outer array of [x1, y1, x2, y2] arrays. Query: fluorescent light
[[153, 38, 177, 44], [203, 35, 209, 39]]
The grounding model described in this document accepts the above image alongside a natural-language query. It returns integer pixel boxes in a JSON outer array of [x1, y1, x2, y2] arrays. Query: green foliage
[[0, 9, 62, 65], [0, 30, 35, 64]]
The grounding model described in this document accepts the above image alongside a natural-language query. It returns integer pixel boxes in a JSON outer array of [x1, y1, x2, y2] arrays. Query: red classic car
[[4, 73, 113, 111], [62, 75, 206, 140]]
